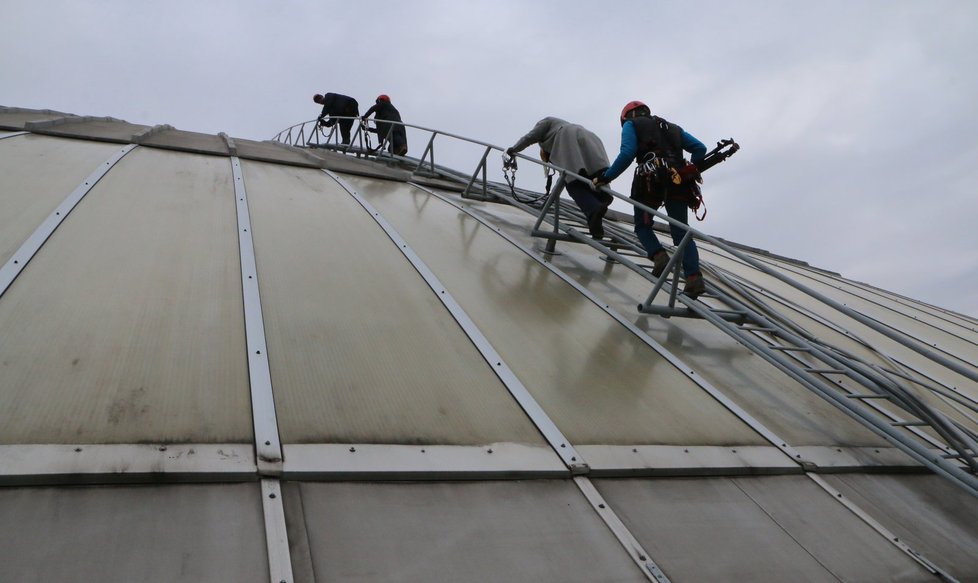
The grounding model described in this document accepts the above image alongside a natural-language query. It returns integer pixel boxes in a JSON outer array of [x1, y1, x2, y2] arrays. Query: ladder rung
[[740, 325, 776, 332], [712, 309, 748, 317], [847, 394, 891, 399], [942, 451, 977, 459], [891, 420, 927, 427]]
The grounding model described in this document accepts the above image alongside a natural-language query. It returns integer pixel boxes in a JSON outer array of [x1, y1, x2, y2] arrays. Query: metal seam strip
[[0, 143, 137, 300], [804, 473, 957, 580], [323, 169, 587, 472], [261, 479, 295, 583], [230, 157, 284, 474], [283, 443, 566, 479], [573, 476, 671, 583], [0, 444, 256, 485], [0, 131, 29, 140], [408, 181, 808, 466], [0, 442, 919, 483]]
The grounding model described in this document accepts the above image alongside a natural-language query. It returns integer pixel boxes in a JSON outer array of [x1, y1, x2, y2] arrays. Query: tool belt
[[631, 152, 703, 212], [630, 138, 739, 221]]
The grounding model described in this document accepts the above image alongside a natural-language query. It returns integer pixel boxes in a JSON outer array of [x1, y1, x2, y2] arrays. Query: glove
[[505, 148, 516, 157], [592, 176, 608, 188]]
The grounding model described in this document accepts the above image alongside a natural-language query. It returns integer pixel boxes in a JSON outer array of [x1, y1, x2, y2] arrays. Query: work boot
[[587, 206, 607, 240], [683, 273, 706, 298], [651, 250, 669, 277]]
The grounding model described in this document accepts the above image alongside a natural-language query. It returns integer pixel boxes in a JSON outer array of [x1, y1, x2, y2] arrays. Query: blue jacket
[[602, 120, 706, 182]]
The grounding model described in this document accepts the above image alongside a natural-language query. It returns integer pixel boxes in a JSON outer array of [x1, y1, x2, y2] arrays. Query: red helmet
[[376, 94, 391, 103], [620, 100, 649, 124], [313, 93, 325, 104]]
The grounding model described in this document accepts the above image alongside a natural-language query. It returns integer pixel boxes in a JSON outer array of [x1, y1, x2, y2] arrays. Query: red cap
[[376, 94, 390, 103]]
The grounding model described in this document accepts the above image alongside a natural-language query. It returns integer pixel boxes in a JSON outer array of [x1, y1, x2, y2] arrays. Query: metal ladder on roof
[[287, 122, 978, 498], [456, 162, 978, 499]]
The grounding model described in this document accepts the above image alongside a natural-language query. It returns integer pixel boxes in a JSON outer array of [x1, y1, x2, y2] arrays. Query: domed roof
[[1, 106, 976, 582]]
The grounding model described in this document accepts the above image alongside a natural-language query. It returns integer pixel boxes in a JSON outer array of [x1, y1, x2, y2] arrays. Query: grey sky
[[3, 0, 977, 317]]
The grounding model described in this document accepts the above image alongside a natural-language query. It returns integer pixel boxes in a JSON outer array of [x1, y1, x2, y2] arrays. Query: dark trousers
[[565, 179, 611, 219], [634, 199, 700, 277], [374, 123, 407, 155], [391, 126, 408, 155], [337, 118, 354, 144]]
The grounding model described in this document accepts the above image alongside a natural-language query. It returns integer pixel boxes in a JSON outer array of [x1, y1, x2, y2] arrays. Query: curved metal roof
[[1, 106, 976, 582]]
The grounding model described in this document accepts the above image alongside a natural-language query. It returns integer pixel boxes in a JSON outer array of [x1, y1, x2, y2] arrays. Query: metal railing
[[273, 117, 978, 497]]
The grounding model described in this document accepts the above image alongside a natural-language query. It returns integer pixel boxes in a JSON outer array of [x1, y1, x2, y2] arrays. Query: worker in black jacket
[[313, 93, 359, 144], [362, 95, 408, 155]]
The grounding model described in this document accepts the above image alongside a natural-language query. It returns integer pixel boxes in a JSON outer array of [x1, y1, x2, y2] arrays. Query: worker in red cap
[[362, 94, 407, 156], [594, 101, 708, 298], [313, 92, 359, 144]]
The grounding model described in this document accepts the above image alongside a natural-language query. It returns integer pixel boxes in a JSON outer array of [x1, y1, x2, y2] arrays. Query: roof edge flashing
[[132, 124, 175, 144], [219, 132, 238, 156], [24, 115, 128, 131]]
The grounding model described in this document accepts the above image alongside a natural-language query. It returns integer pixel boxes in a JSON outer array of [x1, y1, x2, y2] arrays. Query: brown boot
[[651, 250, 669, 277], [683, 273, 706, 298]]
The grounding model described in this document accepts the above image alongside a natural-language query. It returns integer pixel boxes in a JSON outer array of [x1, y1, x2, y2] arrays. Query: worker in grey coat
[[507, 117, 613, 238]]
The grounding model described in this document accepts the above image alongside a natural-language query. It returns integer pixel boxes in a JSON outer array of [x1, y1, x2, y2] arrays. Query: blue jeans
[[634, 199, 700, 277]]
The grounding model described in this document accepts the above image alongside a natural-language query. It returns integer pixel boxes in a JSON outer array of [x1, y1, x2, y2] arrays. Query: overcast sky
[[3, 0, 977, 317]]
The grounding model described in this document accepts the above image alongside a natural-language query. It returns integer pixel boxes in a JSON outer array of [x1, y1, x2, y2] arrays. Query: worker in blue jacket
[[594, 100, 708, 298]]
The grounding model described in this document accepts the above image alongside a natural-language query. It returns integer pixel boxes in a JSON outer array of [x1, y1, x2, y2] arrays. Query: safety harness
[[633, 116, 739, 221]]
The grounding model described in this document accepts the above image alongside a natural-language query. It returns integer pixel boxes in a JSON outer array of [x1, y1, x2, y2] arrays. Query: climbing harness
[[633, 137, 739, 222]]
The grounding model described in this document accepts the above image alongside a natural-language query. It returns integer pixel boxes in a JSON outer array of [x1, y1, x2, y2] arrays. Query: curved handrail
[[273, 116, 978, 495], [273, 117, 978, 386]]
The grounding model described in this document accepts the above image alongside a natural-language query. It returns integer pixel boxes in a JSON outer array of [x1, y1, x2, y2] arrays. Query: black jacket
[[363, 100, 402, 123], [319, 93, 359, 119], [363, 100, 403, 142]]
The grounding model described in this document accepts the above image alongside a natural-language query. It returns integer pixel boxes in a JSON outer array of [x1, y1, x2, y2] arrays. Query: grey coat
[[509, 117, 610, 179]]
